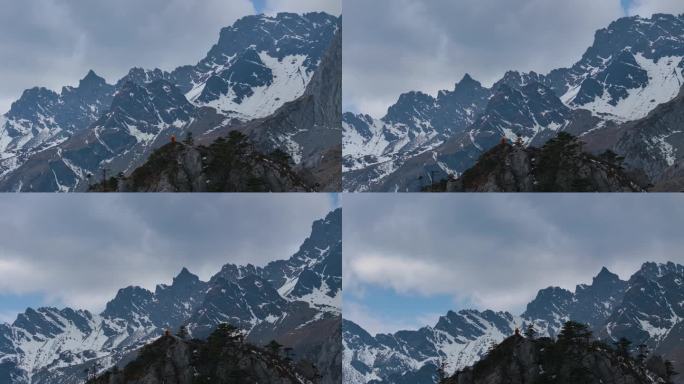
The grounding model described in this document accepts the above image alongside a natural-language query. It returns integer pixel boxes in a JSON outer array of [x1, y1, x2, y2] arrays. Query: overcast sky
[[0, 0, 341, 113], [0, 194, 337, 324], [343, 0, 684, 117], [344, 194, 684, 335]]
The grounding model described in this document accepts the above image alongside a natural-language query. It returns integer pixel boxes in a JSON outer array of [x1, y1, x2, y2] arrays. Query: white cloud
[[628, 0, 684, 16], [344, 194, 684, 328], [344, 0, 626, 117], [344, 300, 430, 335], [263, 0, 341, 15]]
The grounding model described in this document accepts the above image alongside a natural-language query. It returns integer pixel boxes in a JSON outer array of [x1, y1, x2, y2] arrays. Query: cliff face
[[241, 30, 342, 191], [445, 335, 669, 384], [437, 133, 643, 192], [89, 330, 316, 384]]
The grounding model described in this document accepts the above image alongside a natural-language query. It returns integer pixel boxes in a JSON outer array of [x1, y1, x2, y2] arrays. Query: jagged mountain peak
[[6, 87, 59, 119], [154, 267, 204, 294], [385, 90, 436, 118], [457, 73, 477, 85], [173, 267, 199, 283], [494, 70, 545, 91], [571, 266, 624, 293], [320, 206, 342, 227], [435, 309, 516, 335], [101, 286, 154, 319], [79, 70, 107, 88], [592, 266, 622, 285], [11, 306, 95, 339], [107, 79, 194, 125], [115, 67, 170, 89], [633, 261, 684, 281], [592, 13, 684, 58], [439, 73, 490, 106], [450, 73, 484, 93], [207, 11, 338, 70], [524, 286, 573, 310]]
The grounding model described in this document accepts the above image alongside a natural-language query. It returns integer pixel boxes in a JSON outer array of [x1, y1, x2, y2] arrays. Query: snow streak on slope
[[5, 308, 159, 380], [343, 311, 527, 384], [197, 54, 313, 120], [569, 54, 684, 122]]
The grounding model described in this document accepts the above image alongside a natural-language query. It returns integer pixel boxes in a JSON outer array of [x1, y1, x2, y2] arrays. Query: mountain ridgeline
[[343, 262, 684, 384], [343, 13, 684, 192], [0, 12, 341, 192], [0, 209, 342, 384]]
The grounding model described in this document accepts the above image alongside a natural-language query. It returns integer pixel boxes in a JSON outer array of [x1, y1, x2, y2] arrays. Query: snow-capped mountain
[[0, 71, 115, 171], [344, 262, 684, 384], [0, 12, 340, 192], [0, 209, 341, 384], [343, 311, 519, 384], [342, 75, 492, 191], [545, 14, 684, 122], [343, 14, 684, 191]]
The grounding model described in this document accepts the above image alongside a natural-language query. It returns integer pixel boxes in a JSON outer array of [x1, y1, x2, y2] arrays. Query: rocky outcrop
[[434, 133, 643, 192], [97, 132, 313, 192], [445, 332, 670, 384], [89, 328, 315, 384]]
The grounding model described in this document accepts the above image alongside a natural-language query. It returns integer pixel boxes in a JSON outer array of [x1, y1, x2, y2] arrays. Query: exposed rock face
[[0, 70, 115, 162], [437, 134, 643, 192], [652, 159, 684, 191], [108, 134, 312, 192], [228, 29, 343, 191], [88, 332, 314, 384], [444, 335, 668, 384], [613, 85, 684, 183]]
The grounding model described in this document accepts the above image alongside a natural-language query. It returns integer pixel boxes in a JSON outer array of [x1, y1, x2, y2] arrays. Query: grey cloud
[[0, 0, 255, 112], [0, 194, 332, 313], [264, 0, 340, 15], [343, 194, 684, 314], [343, 0, 626, 117], [628, 0, 684, 16]]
